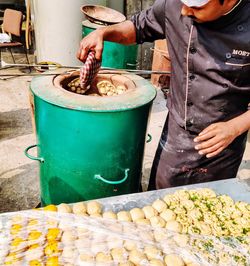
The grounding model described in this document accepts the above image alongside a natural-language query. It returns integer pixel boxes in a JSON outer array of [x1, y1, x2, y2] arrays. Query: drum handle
[[24, 144, 45, 163], [94, 168, 130, 185]]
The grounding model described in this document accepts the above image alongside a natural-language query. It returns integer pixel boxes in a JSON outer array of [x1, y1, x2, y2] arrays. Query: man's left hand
[[193, 122, 238, 158]]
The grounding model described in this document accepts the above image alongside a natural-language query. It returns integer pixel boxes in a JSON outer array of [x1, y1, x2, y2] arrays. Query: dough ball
[[129, 249, 147, 265], [164, 254, 185, 266], [165, 221, 182, 233], [111, 247, 128, 263], [103, 211, 117, 220], [61, 230, 77, 243], [57, 203, 72, 213], [107, 236, 123, 249], [90, 213, 102, 218], [87, 201, 102, 215], [144, 245, 162, 260], [62, 246, 77, 261], [143, 205, 158, 219], [91, 242, 108, 254], [173, 234, 189, 247], [160, 209, 176, 222], [72, 202, 87, 215], [96, 252, 112, 263], [124, 240, 137, 251], [152, 199, 167, 213], [139, 230, 154, 242], [130, 208, 145, 222], [77, 227, 90, 238], [135, 218, 150, 225], [58, 217, 72, 231], [117, 211, 132, 222], [150, 216, 166, 228], [79, 253, 94, 262], [149, 259, 165, 266], [119, 262, 135, 266], [75, 238, 91, 250], [154, 230, 167, 242]]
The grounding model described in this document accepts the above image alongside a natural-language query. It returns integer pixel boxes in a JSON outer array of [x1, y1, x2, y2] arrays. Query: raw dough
[[164, 254, 185, 266], [130, 208, 145, 222], [135, 218, 151, 225], [57, 203, 72, 213], [129, 249, 147, 265], [95, 252, 112, 263], [160, 209, 176, 222], [143, 205, 158, 219], [150, 216, 166, 228], [111, 247, 128, 263], [62, 246, 77, 261], [124, 240, 137, 251], [61, 230, 77, 243], [119, 262, 135, 266], [90, 213, 102, 218], [165, 221, 182, 233], [144, 245, 162, 260], [103, 211, 117, 220], [117, 211, 132, 222], [152, 199, 167, 213], [72, 202, 87, 215], [173, 234, 189, 247], [79, 253, 94, 262], [87, 201, 102, 215], [149, 259, 165, 266]]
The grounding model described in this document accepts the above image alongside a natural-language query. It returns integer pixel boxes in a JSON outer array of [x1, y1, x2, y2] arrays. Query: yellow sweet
[[11, 237, 24, 247], [47, 228, 61, 241], [45, 241, 60, 256], [46, 256, 59, 266], [10, 224, 22, 235], [29, 260, 42, 266], [43, 205, 58, 212], [28, 230, 42, 241]]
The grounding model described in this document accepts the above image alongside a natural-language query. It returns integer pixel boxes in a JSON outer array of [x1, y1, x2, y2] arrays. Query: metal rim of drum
[[30, 69, 156, 112]]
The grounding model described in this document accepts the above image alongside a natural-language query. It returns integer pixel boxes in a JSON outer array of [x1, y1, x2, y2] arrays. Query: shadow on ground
[[0, 162, 39, 213]]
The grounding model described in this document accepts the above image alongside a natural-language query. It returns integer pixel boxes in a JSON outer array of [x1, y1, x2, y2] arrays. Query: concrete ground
[[0, 51, 249, 213]]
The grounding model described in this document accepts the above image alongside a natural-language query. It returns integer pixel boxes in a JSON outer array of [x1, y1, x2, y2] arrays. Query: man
[[77, 0, 250, 190]]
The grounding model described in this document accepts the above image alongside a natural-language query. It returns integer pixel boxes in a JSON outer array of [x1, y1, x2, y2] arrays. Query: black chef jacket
[[131, 0, 250, 189]]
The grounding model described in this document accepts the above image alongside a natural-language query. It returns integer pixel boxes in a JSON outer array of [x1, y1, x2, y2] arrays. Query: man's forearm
[[229, 110, 250, 137], [98, 20, 136, 45]]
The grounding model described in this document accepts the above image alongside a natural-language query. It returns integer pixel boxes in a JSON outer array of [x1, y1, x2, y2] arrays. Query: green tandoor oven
[[82, 20, 138, 69], [25, 71, 156, 206]]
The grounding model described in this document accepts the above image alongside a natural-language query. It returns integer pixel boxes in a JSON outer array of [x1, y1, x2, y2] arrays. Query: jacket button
[[189, 75, 195, 81], [237, 25, 244, 31], [190, 47, 197, 54], [186, 120, 193, 127], [226, 53, 231, 59], [187, 101, 193, 106]]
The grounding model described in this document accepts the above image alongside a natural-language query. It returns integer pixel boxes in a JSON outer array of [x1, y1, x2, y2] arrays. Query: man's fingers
[[95, 45, 103, 61], [194, 137, 221, 150], [206, 147, 225, 158], [197, 142, 224, 155], [194, 131, 216, 143]]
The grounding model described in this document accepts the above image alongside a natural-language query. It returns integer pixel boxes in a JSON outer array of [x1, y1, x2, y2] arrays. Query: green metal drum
[[25, 72, 156, 206], [82, 20, 138, 69]]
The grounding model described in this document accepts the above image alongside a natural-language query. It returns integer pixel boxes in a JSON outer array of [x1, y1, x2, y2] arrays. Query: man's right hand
[[77, 29, 104, 62]]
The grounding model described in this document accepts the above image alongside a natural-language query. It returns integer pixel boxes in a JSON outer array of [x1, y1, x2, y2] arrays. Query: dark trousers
[[148, 113, 247, 190]]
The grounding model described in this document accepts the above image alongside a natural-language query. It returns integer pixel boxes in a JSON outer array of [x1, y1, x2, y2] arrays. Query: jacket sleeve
[[131, 0, 166, 44]]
